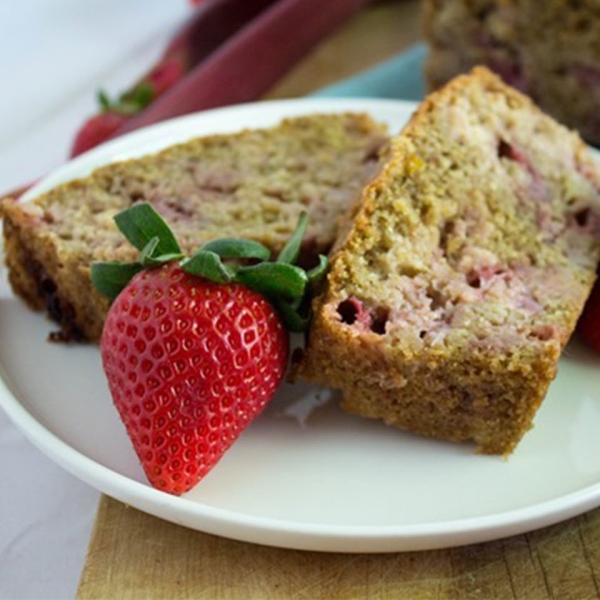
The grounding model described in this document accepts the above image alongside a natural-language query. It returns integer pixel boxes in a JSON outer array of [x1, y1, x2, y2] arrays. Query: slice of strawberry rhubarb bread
[[1, 112, 387, 341], [424, 0, 600, 146], [293, 67, 600, 455]]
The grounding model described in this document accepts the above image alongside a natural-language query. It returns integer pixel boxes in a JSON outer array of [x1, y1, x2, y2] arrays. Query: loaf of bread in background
[[424, 0, 600, 146], [1, 113, 387, 341], [293, 67, 600, 454]]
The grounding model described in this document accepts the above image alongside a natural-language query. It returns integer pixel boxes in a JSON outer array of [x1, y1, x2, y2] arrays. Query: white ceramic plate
[[1, 98, 600, 553]]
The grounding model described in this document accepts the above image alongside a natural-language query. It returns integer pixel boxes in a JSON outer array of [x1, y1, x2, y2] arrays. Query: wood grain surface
[[76, 1, 600, 598], [78, 496, 600, 599]]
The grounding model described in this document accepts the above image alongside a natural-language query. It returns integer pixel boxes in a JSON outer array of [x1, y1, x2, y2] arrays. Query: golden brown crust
[[2, 201, 110, 340], [294, 67, 600, 454]]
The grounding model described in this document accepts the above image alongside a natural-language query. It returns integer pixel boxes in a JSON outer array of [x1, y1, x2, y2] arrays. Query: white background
[[0, 2, 192, 598]]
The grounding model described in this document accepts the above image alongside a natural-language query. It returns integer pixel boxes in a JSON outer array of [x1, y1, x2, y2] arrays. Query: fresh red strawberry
[[71, 111, 128, 157], [101, 264, 288, 494], [577, 279, 600, 351], [92, 203, 325, 494], [70, 59, 183, 158]]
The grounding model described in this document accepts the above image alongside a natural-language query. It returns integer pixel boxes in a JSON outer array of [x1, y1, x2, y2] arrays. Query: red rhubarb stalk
[[114, 0, 373, 135]]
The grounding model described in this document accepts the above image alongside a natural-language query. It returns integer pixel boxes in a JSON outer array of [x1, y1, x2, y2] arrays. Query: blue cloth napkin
[[312, 44, 427, 101]]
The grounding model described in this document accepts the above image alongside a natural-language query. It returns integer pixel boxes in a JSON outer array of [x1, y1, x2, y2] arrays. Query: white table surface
[[0, 2, 193, 598]]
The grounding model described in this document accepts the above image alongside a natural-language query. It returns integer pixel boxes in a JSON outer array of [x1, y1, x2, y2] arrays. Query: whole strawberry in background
[[92, 203, 325, 495], [70, 61, 183, 157]]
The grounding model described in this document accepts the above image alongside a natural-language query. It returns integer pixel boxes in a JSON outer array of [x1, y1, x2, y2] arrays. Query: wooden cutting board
[[78, 496, 600, 599], [76, 2, 600, 598]]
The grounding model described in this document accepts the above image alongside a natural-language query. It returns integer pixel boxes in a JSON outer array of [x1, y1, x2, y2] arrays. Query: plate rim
[[18, 96, 417, 203], [2, 96, 600, 553]]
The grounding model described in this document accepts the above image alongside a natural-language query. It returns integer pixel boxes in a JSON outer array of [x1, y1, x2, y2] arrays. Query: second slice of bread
[[294, 68, 600, 454], [1, 112, 387, 341]]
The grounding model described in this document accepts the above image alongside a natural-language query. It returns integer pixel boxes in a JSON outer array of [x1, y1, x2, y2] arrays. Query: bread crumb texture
[[424, 0, 600, 145], [1, 113, 387, 341], [294, 67, 600, 454]]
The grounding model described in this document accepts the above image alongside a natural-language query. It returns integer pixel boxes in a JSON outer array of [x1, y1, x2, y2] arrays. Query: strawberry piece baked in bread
[[294, 67, 600, 454], [1, 113, 386, 341]]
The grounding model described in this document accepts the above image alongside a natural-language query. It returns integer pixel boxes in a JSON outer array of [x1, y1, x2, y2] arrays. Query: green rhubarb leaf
[[236, 262, 307, 300], [114, 203, 181, 256], [182, 250, 235, 283], [91, 261, 144, 301], [277, 211, 308, 264], [201, 238, 271, 261]]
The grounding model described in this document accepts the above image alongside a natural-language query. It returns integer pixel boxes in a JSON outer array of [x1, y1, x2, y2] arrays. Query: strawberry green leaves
[[97, 83, 155, 116], [236, 263, 308, 300], [91, 203, 183, 300], [91, 262, 144, 301], [201, 238, 270, 260], [91, 202, 328, 332], [183, 221, 321, 332], [183, 251, 236, 284], [277, 211, 307, 265], [180, 237, 272, 284], [114, 202, 182, 257]]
